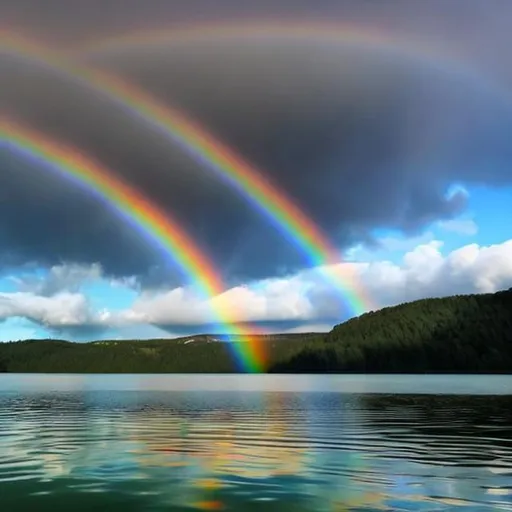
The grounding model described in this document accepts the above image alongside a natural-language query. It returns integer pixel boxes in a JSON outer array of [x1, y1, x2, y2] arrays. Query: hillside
[[0, 333, 319, 373], [270, 288, 512, 373], [0, 289, 511, 374]]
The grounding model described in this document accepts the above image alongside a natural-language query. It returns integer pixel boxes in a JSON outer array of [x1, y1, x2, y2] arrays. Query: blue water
[[0, 374, 511, 511]]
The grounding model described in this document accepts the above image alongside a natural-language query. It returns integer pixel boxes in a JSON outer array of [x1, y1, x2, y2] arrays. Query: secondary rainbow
[[2, 31, 374, 317], [0, 118, 266, 373], [71, 21, 451, 59], [69, 21, 512, 115]]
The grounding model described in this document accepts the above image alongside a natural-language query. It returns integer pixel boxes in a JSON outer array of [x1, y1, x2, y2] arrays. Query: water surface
[[1, 374, 511, 511]]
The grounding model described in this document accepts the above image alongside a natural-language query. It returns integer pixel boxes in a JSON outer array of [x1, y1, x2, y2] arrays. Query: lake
[[1, 374, 511, 511]]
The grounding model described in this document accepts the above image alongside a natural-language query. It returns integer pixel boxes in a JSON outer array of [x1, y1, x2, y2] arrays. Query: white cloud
[[1, 239, 512, 334], [0, 291, 98, 327], [115, 238, 512, 325], [357, 239, 512, 307], [112, 275, 316, 326], [438, 218, 478, 236], [15, 263, 103, 296]]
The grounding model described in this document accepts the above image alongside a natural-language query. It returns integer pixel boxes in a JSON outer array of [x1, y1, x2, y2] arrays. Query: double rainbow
[[1, 118, 266, 373], [2, 30, 374, 318]]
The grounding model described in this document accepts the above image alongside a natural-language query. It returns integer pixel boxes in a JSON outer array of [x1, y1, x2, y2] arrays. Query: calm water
[[0, 375, 511, 511]]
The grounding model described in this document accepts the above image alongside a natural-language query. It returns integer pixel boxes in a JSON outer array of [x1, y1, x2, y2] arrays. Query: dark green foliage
[[0, 334, 319, 373], [270, 289, 512, 374], [0, 290, 511, 373]]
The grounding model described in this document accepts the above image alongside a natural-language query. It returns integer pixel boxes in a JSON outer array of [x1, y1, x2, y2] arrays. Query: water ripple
[[0, 375, 511, 511]]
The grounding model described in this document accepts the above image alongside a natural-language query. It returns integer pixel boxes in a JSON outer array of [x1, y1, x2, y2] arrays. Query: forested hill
[[271, 288, 512, 373], [0, 333, 320, 374], [0, 289, 511, 374]]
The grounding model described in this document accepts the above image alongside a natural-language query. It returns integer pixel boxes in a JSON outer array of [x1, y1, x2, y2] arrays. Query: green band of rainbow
[[2, 31, 374, 318], [1, 118, 265, 373]]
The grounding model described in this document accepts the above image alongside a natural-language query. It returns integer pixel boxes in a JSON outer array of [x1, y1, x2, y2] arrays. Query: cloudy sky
[[1, 0, 511, 341]]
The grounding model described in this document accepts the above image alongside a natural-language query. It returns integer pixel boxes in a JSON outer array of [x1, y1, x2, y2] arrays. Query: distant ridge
[[89, 332, 321, 345], [159, 332, 321, 343]]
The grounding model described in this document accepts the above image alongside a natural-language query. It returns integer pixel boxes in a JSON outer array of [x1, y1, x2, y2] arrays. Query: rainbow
[[70, 22, 446, 58], [1, 31, 374, 318], [0, 117, 266, 373], [70, 21, 512, 118], [71, 21, 476, 79], [69, 21, 512, 122]]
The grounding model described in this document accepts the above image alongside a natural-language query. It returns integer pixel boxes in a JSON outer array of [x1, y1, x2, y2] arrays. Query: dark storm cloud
[[2, 0, 512, 286], [0, 146, 166, 280], [1, 52, 310, 282], [4, 0, 512, 87]]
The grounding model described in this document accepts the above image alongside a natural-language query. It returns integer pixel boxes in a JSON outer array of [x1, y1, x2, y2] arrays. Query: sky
[[1, 0, 512, 341]]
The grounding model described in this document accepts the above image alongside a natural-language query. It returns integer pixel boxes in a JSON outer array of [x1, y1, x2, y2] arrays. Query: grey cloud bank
[[1, 0, 511, 294]]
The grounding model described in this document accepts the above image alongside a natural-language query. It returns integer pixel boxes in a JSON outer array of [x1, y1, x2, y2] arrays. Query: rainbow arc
[[2, 30, 374, 318], [1, 118, 266, 373]]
